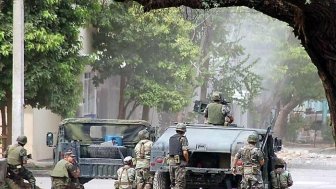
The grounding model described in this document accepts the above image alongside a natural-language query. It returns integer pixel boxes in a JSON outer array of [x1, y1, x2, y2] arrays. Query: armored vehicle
[[150, 123, 282, 189], [46, 118, 155, 184]]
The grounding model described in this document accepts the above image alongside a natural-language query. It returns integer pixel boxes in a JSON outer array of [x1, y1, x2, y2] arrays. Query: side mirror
[[46, 132, 54, 147], [274, 137, 282, 152]]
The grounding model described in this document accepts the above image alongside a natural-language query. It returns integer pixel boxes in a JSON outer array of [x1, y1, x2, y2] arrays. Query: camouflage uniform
[[270, 159, 293, 189], [204, 92, 232, 125], [169, 124, 189, 189], [134, 130, 153, 189], [5, 136, 37, 189], [116, 164, 136, 189], [235, 143, 264, 189], [50, 153, 83, 189]]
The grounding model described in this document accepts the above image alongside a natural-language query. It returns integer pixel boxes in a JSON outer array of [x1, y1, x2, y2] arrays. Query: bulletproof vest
[[135, 139, 152, 160], [50, 159, 70, 178], [7, 144, 23, 166], [207, 103, 225, 125], [241, 145, 259, 166], [275, 169, 291, 188], [118, 166, 131, 188], [169, 134, 182, 156]]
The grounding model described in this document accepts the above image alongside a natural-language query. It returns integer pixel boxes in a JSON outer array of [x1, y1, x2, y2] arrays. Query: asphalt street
[[35, 167, 336, 189]]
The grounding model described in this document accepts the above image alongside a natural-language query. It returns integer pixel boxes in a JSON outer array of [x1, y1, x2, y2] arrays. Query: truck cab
[[46, 118, 155, 184]]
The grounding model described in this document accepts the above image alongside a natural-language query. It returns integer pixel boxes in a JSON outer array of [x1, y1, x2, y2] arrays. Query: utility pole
[[12, 0, 24, 143]]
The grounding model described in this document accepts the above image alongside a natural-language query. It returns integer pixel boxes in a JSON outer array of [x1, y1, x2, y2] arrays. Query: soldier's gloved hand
[[27, 154, 32, 159]]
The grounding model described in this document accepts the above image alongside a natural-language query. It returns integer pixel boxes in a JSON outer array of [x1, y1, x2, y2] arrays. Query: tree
[[0, 0, 97, 145], [190, 8, 262, 114], [91, 2, 199, 120], [119, 0, 336, 141], [272, 33, 324, 137]]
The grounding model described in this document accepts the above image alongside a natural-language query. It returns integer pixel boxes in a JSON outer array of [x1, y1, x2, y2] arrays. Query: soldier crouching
[[50, 151, 84, 189]]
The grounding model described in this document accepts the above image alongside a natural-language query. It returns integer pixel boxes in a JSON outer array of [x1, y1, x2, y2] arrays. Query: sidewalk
[[277, 144, 336, 169]]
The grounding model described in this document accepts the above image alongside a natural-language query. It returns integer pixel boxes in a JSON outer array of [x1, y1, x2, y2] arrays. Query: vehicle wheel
[[153, 171, 170, 189], [87, 145, 127, 158]]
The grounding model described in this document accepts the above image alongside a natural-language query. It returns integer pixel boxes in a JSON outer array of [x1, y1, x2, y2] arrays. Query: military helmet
[[176, 123, 186, 133], [123, 156, 133, 164], [138, 129, 150, 140], [212, 92, 222, 101], [275, 158, 286, 166], [16, 135, 27, 145], [247, 134, 258, 143]]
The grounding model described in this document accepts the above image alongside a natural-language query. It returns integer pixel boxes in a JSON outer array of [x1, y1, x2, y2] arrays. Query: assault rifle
[[261, 116, 275, 152]]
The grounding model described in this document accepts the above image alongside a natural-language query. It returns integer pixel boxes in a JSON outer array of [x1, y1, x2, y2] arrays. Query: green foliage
[[192, 8, 262, 109], [273, 34, 324, 103], [286, 113, 307, 142], [91, 2, 199, 112], [0, 0, 97, 117]]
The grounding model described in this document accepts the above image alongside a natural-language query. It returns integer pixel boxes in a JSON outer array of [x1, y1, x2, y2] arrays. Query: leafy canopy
[[91, 2, 199, 111], [0, 0, 98, 117]]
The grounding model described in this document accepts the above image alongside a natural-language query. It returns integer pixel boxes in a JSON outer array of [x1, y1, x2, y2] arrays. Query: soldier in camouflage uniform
[[270, 158, 293, 189], [168, 123, 189, 189], [134, 129, 153, 189], [115, 156, 136, 189], [4, 135, 37, 189], [50, 151, 83, 189], [232, 134, 265, 189], [204, 91, 233, 126]]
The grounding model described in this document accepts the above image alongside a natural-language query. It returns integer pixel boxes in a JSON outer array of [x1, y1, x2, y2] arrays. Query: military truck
[[150, 123, 282, 189], [46, 118, 155, 184]]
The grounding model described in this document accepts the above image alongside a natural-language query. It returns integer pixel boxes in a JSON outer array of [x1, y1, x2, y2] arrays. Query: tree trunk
[[118, 75, 127, 119], [142, 105, 150, 121], [0, 106, 7, 154], [273, 97, 301, 138], [198, 18, 213, 123], [6, 95, 12, 146]]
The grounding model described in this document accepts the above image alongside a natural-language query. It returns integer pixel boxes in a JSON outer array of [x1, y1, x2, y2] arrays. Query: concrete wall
[[24, 106, 61, 161]]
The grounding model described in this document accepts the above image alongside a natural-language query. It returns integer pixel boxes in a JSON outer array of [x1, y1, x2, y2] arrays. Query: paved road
[[36, 177, 115, 189], [35, 168, 336, 189], [290, 168, 336, 189]]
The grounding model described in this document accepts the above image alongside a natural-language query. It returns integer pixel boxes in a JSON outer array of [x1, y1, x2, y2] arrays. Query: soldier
[[50, 151, 83, 189], [168, 123, 189, 189], [270, 158, 293, 189], [232, 134, 265, 189], [4, 135, 37, 189], [204, 91, 234, 126], [115, 156, 136, 189], [134, 129, 153, 189]]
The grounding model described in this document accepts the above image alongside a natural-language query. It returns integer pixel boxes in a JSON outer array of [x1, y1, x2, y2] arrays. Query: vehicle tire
[[153, 171, 170, 189], [87, 145, 127, 158]]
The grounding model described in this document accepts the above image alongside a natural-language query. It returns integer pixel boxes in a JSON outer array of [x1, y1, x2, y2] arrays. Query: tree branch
[[120, 0, 298, 26]]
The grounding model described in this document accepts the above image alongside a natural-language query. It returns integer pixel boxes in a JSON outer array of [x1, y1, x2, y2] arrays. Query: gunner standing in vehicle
[[168, 123, 189, 189], [232, 134, 265, 189], [134, 129, 153, 189], [204, 91, 234, 126], [4, 135, 37, 189]]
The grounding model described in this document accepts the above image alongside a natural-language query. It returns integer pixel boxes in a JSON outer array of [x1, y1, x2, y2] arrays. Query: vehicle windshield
[[63, 123, 148, 144]]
